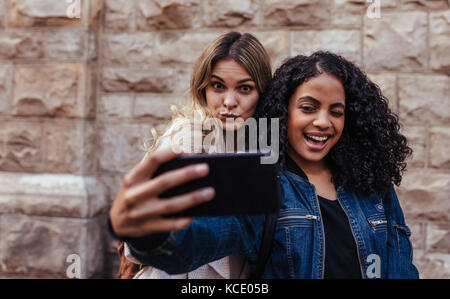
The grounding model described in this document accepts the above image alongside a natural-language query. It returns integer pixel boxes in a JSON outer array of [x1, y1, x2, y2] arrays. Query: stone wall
[[0, 0, 448, 279]]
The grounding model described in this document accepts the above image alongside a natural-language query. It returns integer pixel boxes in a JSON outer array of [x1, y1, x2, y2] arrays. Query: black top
[[284, 156, 362, 279]]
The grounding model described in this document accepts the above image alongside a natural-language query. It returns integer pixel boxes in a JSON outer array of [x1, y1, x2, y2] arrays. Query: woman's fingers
[[123, 147, 182, 186], [128, 187, 215, 220], [125, 162, 210, 205]]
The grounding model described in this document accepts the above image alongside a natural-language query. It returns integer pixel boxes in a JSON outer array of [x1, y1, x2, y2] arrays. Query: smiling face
[[205, 59, 259, 131], [287, 72, 346, 168]]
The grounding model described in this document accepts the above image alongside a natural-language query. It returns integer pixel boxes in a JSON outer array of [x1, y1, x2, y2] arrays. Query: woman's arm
[[125, 215, 263, 275], [383, 187, 420, 278]]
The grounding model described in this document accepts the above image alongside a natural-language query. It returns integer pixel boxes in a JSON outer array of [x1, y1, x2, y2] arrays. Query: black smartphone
[[152, 152, 280, 217]]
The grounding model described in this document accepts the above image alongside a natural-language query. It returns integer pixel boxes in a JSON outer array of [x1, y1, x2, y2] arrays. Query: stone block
[[396, 171, 450, 221], [430, 11, 450, 71], [331, 0, 365, 27], [400, 0, 449, 10], [426, 222, 450, 253], [368, 73, 398, 113], [364, 11, 427, 72], [104, 0, 135, 32], [429, 127, 450, 168], [45, 29, 87, 60], [0, 120, 44, 172], [12, 63, 89, 118], [44, 119, 96, 174], [251, 31, 289, 70], [398, 74, 450, 125], [291, 30, 361, 65], [101, 66, 190, 93], [8, 0, 86, 28], [97, 123, 151, 173], [0, 31, 45, 60], [0, 172, 107, 218], [103, 31, 221, 66], [203, 0, 260, 27], [414, 252, 450, 279], [0, 214, 103, 278], [98, 93, 134, 119], [136, 0, 202, 30], [134, 93, 183, 120], [400, 126, 427, 168], [263, 0, 330, 27], [0, 65, 13, 115]]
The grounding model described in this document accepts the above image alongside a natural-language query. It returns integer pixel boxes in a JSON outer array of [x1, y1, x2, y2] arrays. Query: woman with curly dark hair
[[109, 51, 419, 279], [254, 51, 419, 278]]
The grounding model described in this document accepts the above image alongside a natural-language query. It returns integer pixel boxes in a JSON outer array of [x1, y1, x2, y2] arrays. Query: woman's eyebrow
[[330, 103, 345, 109], [211, 75, 254, 84], [297, 96, 320, 104]]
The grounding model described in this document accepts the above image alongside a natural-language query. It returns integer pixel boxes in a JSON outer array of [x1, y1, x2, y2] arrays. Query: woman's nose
[[223, 92, 238, 109], [312, 111, 331, 129]]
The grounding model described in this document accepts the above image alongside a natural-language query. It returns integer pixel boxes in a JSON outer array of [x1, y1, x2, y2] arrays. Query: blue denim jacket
[[128, 169, 419, 279]]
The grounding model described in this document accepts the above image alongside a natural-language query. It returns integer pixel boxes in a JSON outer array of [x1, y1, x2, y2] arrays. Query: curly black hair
[[257, 51, 412, 196]]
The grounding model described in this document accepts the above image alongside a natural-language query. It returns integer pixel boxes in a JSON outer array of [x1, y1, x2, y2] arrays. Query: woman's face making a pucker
[[205, 59, 259, 131], [287, 72, 346, 166]]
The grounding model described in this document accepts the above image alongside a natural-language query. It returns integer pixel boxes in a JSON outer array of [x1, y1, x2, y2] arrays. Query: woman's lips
[[303, 134, 331, 151]]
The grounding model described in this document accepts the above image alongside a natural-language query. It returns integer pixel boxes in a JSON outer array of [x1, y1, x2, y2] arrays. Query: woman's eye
[[331, 110, 344, 117], [211, 82, 224, 90], [300, 105, 316, 112], [239, 85, 254, 93]]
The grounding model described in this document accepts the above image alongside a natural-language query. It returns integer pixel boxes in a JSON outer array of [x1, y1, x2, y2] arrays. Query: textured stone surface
[[397, 171, 450, 221], [430, 11, 450, 71], [8, 0, 85, 28], [252, 31, 289, 70], [414, 252, 450, 279], [134, 93, 183, 120], [103, 31, 220, 66], [263, 0, 330, 26], [364, 12, 427, 71], [12, 64, 89, 118], [401, 126, 427, 168], [400, 0, 449, 10], [0, 214, 103, 278], [398, 74, 450, 125], [426, 222, 450, 253], [45, 29, 86, 59], [98, 123, 150, 173], [203, 0, 260, 27], [0, 172, 107, 218], [44, 119, 96, 174], [429, 127, 450, 169], [0, 120, 44, 172], [291, 30, 361, 64], [368, 73, 398, 113], [98, 93, 134, 119], [331, 0, 365, 27], [0, 31, 45, 59], [0, 65, 12, 115], [102, 66, 190, 93], [104, 0, 135, 32], [136, 0, 201, 30]]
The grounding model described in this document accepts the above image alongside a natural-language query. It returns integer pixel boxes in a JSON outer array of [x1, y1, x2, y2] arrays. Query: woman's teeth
[[305, 135, 329, 142]]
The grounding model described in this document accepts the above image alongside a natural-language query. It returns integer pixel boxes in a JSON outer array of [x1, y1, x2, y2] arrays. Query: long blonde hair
[[143, 32, 272, 153]]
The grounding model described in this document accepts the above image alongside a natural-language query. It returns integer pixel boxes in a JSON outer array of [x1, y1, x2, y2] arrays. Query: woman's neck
[[287, 148, 329, 177]]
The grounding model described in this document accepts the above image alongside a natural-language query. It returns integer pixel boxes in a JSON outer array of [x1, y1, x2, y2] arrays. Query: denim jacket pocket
[[367, 215, 388, 232], [394, 223, 413, 260]]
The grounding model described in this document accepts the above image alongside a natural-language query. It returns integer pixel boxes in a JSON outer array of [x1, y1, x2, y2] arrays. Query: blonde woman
[[112, 31, 272, 279]]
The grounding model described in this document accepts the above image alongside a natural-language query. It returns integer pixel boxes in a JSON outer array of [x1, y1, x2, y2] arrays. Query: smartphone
[[152, 152, 280, 217]]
